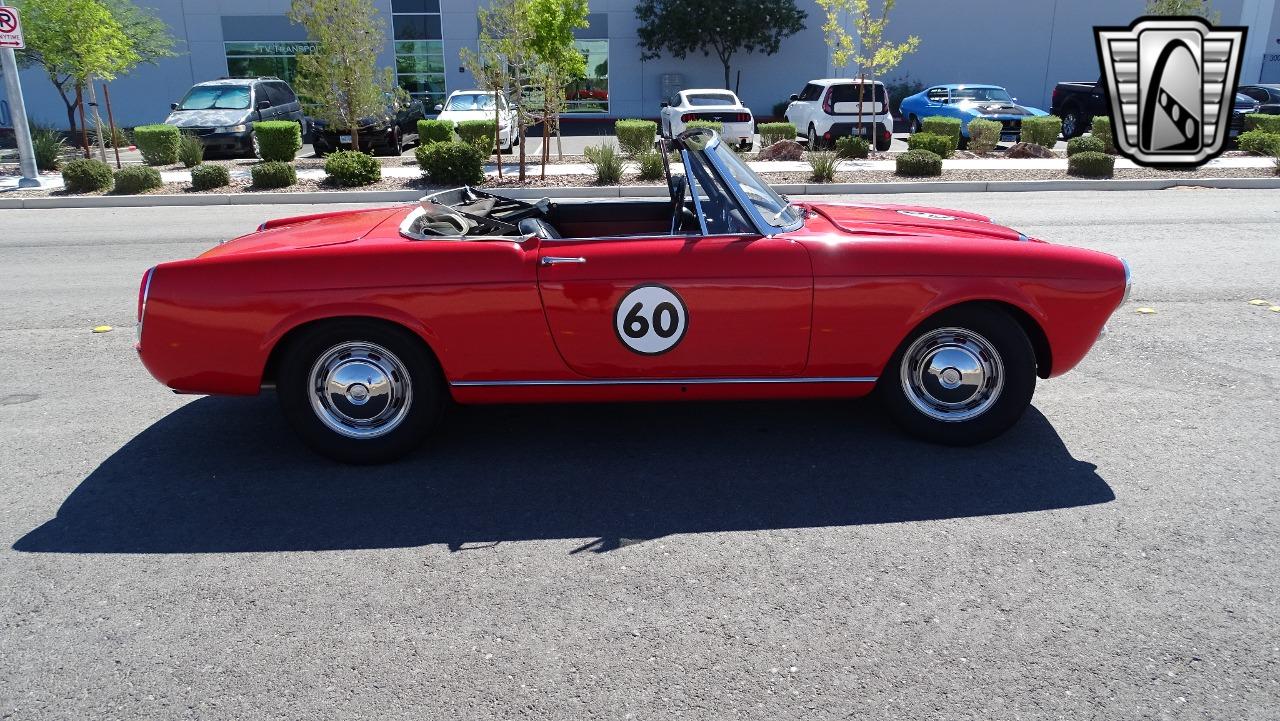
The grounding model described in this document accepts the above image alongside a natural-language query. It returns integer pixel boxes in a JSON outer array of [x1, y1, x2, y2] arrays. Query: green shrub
[[190, 163, 231, 191], [416, 118, 454, 145], [30, 124, 66, 171], [966, 118, 1002, 154], [1067, 134, 1106, 156], [1021, 116, 1062, 147], [895, 148, 943, 177], [835, 135, 870, 159], [1067, 150, 1115, 178], [92, 125, 130, 148], [455, 119, 497, 154], [134, 124, 181, 165], [758, 121, 796, 147], [1244, 114, 1280, 134], [253, 120, 302, 162], [250, 161, 296, 189], [112, 165, 163, 194], [685, 119, 722, 134], [907, 132, 954, 158], [1090, 116, 1116, 154], [807, 150, 838, 182], [615, 119, 657, 156], [415, 141, 485, 185], [921, 116, 962, 147], [177, 133, 205, 168], [324, 149, 381, 187], [637, 150, 664, 181], [61, 158, 114, 193], [584, 143, 623, 184], [1237, 129, 1280, 156]]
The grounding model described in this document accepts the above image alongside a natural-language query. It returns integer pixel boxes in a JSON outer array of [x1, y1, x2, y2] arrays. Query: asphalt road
[[1, 190, 1277, 719]]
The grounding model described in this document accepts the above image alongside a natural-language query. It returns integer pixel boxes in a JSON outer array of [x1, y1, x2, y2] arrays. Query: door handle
[[540, 256, 586, 266]]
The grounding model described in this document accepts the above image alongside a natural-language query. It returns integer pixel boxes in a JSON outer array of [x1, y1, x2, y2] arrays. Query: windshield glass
[[177, 86, 251, 111], [445, 93, 499, 111], [951, 87, 1012, 103], [686, 93, 737, 106], [686, 133, 802, 231]]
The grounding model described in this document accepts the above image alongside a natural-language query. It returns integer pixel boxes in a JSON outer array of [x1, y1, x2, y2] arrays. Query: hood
[[958, 101, 1038, 117], [804, 202, 1030, 242], [164, 108, 251, 128], [199, 207, 404, 259]]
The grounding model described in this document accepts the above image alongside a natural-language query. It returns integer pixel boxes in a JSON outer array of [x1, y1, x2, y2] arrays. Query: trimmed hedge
[[416, 140, 485, 185], [254, 120, 302, 162], [250, 161, 297, 189], [417, 118, 454, 145], [907, 131, 954, 158], [966, 118, 1001, 154], [1067, 151, 1115, 178], [895, 148, 943, 177], [113, 165, 163, 194], [616, 119, 657, 156], [177, 133, 204, 168], [759, 122, 796, 147], [1021, 116, 1062, 147], [1090, 116, 1117, 154], [191, 164, 231, 191], [1067, 134, 1106, 156], [1237, 129, 1280, 156], [134, 124, 181, 165], [835, 136, 870, 159], [1244, 114, 1280, 134], [456, 119, 497, 154], [324, 150, 381, 187], [62, 158, 114, 193], [685, 119, 722, 134], [921, 116, 962, 146], [637, 150, 665, 180]]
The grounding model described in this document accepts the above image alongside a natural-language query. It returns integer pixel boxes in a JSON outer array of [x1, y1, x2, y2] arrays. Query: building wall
[[5, 0, 1276, 130]]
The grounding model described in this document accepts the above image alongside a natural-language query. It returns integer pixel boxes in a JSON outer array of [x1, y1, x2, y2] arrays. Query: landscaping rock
[[1007, 142, 1055, 159], [757, 140, 804, 161]]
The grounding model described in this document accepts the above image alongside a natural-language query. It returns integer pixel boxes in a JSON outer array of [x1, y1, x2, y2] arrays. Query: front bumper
[[189, 129, 254, 153]]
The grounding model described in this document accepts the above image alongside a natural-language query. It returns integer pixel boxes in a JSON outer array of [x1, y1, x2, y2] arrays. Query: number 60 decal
[[614, 284, 688, 355]]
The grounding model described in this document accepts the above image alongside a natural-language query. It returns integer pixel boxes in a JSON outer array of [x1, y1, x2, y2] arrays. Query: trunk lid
[[199, 206, 405, 258]]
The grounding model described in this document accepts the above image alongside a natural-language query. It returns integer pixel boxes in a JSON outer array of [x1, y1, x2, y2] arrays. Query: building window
[[565, 39, 608, 114], [392, 0, 446, 106], [224, 41, 316, 85]]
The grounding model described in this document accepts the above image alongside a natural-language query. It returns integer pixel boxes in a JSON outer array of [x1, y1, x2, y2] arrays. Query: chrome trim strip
[[451, 376, 878, 388], [1120, 257, 1132, 303]]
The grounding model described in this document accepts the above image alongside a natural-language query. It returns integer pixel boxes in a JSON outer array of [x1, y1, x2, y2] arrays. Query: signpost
[[0, 1, 40, 188]]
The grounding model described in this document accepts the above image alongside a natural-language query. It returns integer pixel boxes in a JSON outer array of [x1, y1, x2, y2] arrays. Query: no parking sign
[[0, 6, 23, 49]]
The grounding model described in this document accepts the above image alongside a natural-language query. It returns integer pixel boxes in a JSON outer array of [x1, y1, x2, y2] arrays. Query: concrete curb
[[2, 176, 1277, 209]]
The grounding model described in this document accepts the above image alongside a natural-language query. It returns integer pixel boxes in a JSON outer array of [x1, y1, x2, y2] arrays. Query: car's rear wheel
[[879, 306, 1036, 446], [1061, 107, 1085, 138], [807, 124, 821, 149], [277, 321, 444, 464], [908, 115, 921, 134]]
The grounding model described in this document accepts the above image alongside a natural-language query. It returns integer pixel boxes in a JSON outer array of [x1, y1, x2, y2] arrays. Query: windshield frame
[[678, 129, 804, 236]]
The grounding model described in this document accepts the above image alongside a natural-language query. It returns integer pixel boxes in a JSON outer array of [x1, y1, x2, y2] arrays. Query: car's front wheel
[[277, 321, 445, 463], [879, 306, 1036, 446]]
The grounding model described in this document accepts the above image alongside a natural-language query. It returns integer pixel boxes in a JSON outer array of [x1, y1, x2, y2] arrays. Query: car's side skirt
[[446, 376, 878, 405], [451, 376, 877, 387]]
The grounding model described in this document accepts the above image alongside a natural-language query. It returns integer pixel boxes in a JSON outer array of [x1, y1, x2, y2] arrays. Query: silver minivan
[[164, 77, 305, 158]]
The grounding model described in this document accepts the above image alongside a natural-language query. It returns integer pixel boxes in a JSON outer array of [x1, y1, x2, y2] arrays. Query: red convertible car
[[137, 129, 1130, 463]]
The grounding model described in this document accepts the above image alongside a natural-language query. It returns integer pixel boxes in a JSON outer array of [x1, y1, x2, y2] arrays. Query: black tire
[[807, 124, 822, 149], [908, 115, 921, 134], [878, 306, 1036, 446], [277, 320, 445, 464], [1061, 107, 1086, 139]]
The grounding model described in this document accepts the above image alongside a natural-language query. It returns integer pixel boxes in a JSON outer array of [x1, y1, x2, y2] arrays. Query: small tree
[[461, 0, 540, 181], [289, 0, 401, 152], [527, 0, 588, 174], [815, 0, 919, 137], [635, 0, 807, 90], [1144, 0, 1219, 21]]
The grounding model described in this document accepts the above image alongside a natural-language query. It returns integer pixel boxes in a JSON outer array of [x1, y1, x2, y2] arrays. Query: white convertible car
[[659, 89, 755, 150]]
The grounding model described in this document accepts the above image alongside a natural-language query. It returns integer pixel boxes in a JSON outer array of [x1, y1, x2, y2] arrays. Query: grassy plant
[[177, 133, 205, 168], [807, 150, 838, 183], [584, 143, 623, 184]]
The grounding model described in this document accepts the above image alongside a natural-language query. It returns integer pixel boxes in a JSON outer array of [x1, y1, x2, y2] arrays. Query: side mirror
[[660, 101, 669, 108], [434, 103, 443, 112], [170, 102, 178, 111], [257, 100, 271, 110], [1012, 97, 1018, 102], [789, 94, 799, 101]]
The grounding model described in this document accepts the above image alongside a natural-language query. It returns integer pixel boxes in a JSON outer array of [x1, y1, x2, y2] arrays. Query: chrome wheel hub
[[309, 342, 412, 439], [900, 327, 1004, 422]]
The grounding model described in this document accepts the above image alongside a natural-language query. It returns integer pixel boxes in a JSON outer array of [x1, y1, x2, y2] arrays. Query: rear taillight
[[738, 112, 752, 122], [137, 267, 154, 344], [681, 113, 695, 122], [822, 89, 833, 115]]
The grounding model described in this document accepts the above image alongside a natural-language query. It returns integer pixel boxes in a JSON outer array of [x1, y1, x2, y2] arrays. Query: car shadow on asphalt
[[13, 395, 1114, 554]]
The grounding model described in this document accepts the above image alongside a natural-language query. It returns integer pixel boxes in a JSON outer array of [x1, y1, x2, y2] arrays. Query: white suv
[[785, 79, 893, 151]]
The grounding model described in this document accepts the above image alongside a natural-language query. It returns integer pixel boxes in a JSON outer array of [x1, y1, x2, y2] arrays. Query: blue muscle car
[[900, 84, 1048, 141]]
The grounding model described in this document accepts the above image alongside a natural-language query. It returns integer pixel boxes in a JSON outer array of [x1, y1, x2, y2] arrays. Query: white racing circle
[[614, 284, 688, 355]]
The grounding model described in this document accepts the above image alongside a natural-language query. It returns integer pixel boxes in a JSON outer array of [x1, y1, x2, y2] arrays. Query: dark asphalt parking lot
[[1, 190, 1277, 719]]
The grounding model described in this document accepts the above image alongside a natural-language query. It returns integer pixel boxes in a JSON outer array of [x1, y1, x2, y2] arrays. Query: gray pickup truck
[[1050, 78, 1108, 139]]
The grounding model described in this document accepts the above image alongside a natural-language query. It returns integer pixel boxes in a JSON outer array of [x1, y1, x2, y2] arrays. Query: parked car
[[660, 89, 754, 150], [1237, 84, 1280, 115], [1050, 78, 1108, 138], [785, 79, 893, 151], [1230, 92, 1261, 141], [435, 90, 517, 151], [164, 77, 305, 158], [311, 97, 425, 156], [135, 128, 1129, 464], [899, 84, 1047, 142]]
